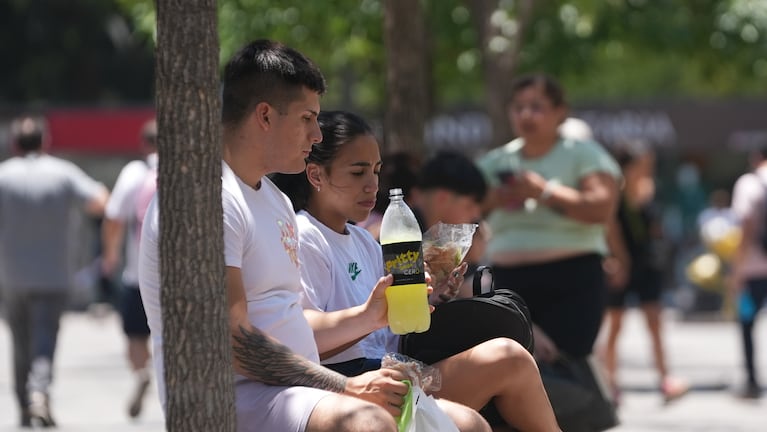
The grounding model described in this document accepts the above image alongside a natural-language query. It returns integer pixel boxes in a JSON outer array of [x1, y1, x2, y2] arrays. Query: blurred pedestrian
[[601, 139, 689, 404], [101, 117, 157, 418], [476, 73, 621, 362], [0, 115, 109, 427], [729, 145, 767, 399], [476, 74, 621, 430]]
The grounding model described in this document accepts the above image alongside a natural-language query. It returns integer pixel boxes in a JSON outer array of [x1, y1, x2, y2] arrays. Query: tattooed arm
[[226, 266, 346, 392], [226, 266, 409, 411]]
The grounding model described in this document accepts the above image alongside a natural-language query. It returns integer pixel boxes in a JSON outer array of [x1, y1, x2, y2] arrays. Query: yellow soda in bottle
[[380, 188, 431, 334]]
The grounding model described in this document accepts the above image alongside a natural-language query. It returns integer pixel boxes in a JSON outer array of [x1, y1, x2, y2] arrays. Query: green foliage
[[514, 0, 767, 102], [113, 0, 767, 108], [1, 0, 154, 102]]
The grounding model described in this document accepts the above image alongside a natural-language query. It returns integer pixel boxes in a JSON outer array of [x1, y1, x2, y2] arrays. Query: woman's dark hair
[[509, 74, 567, 108], [270, 110, 373, 211]]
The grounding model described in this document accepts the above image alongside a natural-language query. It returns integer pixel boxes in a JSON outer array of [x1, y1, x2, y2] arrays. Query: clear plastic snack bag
[[381, 353, 458, 432], [422, 222, 478, 305]]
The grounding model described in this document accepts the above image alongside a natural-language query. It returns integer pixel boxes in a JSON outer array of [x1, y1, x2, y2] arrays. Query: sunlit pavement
[[600, 309, 767, 432], [0, 307, 164, 431], [1, 307, 766, 431]]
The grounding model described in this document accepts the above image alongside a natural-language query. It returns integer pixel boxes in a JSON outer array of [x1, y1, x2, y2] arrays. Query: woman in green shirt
[[477, 74, 621, 362]]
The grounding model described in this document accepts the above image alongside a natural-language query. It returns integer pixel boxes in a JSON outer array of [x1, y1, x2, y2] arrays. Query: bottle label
[[382, 241, 425, 285]]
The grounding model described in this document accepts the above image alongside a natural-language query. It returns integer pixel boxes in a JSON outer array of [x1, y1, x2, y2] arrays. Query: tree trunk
[[155, 0, 234, 430], [467, 0, 535, 147], [383, 0, 429, 155]]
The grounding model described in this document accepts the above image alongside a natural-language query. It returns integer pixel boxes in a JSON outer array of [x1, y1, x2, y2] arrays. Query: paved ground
[[1, 307, 765, 431]]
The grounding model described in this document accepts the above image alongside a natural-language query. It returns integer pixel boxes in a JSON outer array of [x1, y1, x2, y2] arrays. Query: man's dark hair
[[416, 151, 487, 204], [222, 39, 326, 127], [10, 116, 46, 153]]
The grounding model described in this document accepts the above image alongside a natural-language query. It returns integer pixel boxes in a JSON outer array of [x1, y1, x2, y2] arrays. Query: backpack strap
[[473, 265, 494, 296]]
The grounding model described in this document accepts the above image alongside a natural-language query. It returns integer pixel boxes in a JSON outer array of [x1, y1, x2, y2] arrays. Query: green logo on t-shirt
[[348, 262, 362, 281]]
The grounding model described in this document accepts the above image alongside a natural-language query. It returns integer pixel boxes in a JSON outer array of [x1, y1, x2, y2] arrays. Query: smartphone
[[496, 170, 522, 210]]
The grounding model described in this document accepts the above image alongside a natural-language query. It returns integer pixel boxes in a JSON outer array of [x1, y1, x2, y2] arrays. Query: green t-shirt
[[476, 137, 621, 257]]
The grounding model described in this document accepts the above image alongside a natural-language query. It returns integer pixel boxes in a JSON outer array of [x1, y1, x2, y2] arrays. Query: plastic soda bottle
[[380, 188, 431, 334]]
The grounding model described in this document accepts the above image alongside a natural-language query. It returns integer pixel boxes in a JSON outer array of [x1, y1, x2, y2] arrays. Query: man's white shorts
[[235, 378, 331, 432]]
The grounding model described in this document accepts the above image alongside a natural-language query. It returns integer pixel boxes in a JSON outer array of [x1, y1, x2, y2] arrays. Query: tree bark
[[467, 0, 535, 147], [383, 0, 429, 155], [155, 0, 234, 430]]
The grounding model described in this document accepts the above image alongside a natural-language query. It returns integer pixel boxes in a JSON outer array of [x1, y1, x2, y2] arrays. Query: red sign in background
[[46, 107, 155, 155]]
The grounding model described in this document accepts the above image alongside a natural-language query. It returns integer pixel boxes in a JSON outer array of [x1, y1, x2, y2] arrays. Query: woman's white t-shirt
[[296, 210, 399, 364]]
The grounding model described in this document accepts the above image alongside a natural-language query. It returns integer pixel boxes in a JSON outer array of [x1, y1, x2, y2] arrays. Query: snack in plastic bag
[[382, 353, 458, 432], [422, 223, 477, 304]]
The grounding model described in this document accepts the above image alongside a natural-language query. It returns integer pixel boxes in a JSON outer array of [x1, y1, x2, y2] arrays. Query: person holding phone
[[476, 74, 621, 365]]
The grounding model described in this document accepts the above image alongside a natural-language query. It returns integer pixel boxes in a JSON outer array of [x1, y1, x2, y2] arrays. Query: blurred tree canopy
[[0, 0, 154, 103], [4, 0, 766, 107], [117, 0, 767, 109]]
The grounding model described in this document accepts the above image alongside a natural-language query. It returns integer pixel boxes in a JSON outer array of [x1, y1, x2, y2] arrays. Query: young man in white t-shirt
[[138, 40, 488, 432]]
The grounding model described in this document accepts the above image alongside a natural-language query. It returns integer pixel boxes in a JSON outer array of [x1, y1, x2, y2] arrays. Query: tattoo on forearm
[[232, 325, 347, 393]]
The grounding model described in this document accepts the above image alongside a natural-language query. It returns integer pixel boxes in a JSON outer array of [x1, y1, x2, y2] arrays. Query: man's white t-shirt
[[138, 162, 319, 407], [297, 211, 399, 364], [106, 154, 157, 286]]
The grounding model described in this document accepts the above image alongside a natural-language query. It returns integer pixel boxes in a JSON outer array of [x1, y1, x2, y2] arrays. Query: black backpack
[[399, 265, 534, 365]]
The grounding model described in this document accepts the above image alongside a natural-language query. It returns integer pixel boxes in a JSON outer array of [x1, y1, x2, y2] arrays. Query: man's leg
[[4, 290, 33, 426], [307, 393, 397, 432], [121, 286, 152, 417], [234, 379, 396, 432], [27, 292, 66, 427]]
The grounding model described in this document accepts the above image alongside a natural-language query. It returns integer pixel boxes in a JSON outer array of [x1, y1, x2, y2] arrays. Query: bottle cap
[[389, 188, 403, 198]]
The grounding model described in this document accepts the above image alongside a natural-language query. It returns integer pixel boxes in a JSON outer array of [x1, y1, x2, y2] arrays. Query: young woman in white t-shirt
[[272, 111, 561, 432]]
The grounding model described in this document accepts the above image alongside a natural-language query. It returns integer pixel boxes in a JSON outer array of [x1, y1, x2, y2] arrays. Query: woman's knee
[[475, 338, 537, 371]]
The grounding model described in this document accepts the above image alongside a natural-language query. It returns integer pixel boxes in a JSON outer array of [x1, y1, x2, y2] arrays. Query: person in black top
[[602, 139, 689, 404]]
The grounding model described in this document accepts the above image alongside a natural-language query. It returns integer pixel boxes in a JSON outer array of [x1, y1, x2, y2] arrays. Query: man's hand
[[344, 368, 410, 417]]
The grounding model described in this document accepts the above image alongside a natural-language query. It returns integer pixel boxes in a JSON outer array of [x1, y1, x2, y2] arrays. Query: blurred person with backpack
[[729, 145, 767, 399], [0, 115, 109, 427], [101, 117, 157, 417]]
